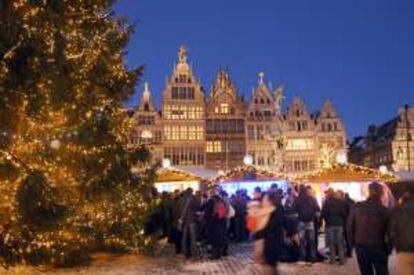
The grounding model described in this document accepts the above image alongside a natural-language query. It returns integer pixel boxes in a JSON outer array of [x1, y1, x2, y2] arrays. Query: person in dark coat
[[170, 191, 183, 254], [179, 188, 200, 259], [347, 182, 391, 275], [321, 190, 347, 264], [253, 192, 285, 275], [296, 185, 320, 262], [343, 192, 355, 257], [205, 192, 228, 260], [391, 185, 414, 275], [232, 190, 248, 242]]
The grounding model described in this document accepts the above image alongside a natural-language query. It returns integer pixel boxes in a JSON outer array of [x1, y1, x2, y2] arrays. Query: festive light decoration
[[0, 0, 156, 267]]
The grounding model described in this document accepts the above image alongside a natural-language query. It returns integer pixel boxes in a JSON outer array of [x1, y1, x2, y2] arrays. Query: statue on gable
[[274, 85, 285, 115]]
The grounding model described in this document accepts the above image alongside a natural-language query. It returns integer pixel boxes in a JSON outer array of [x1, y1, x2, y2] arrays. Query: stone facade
[[349, 105, 414, 172], [130, 46, 347, 175], [205, 70, 247, 170]]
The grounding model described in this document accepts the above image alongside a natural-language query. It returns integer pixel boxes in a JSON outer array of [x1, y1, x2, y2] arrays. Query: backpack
[[246, 215, 257, 233], [215, 201, 228, 219]]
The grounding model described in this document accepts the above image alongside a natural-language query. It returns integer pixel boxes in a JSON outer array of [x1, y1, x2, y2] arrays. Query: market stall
[[154, 168, 202, 193], [294, 163, 397, 206], [212, 166, 289, 196]]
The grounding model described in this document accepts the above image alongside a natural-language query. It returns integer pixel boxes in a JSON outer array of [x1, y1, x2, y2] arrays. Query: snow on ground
[[0, 243, 397, 275]]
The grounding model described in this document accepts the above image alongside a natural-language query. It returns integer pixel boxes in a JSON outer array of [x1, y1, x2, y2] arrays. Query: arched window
[[327, 123, 332, 131], [144, 103, 149, 111], [260, 98, 265, 104]]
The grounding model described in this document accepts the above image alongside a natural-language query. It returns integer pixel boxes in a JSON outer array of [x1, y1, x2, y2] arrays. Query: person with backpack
[[296, 185, 320, 263], [205, 192, 228, 260]]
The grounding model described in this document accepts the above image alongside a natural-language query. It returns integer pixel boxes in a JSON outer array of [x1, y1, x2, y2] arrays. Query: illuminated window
[[215, 107, 219, 114], [220, 103, 229, 114], [188, 126, 196, 140], [141, 130, 153, 139], [196, 126, 204, 140], [206, 141, 222, 153], [188, 107, 195, 119], [180, 126, 188, 140], [164, 105, 171, 119], [164, 126, 171, 140], [171, 126, 179, 140], [286, 139, 314, 150]]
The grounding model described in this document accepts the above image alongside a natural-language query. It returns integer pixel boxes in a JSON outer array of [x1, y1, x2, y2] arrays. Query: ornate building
[[283, 98, 346, 174], [205, 70, 247, 170], [129, 46, 347, 175], [161, 46, 206, 167], [246, 73, 284, 171], [130, 82, 163, 161], [349, 105, 414, 172]]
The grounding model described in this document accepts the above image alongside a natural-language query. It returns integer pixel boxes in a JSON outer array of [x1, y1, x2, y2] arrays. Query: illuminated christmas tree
[[0, 0, 156, 266]]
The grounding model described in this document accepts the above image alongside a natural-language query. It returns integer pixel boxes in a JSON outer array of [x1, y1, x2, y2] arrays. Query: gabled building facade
[[129, 46, 347, 175], [205, 70, 247, 170], [130, 82, 163, 161], [350, 105, 414, 172], [161, 46, 206, 167]]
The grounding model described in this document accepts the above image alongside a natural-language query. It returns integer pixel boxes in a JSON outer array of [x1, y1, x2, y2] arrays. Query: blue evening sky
[[114, 0, 414, 139]]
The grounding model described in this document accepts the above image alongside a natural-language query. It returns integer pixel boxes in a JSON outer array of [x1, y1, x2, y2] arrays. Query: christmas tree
[[0, 0, 156, 267]]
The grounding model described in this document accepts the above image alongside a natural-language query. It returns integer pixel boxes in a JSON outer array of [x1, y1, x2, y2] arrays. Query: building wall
[[349, 105, 414, 172], [205, 70, 247, 170], [161, 46, 206, 167], [130, 47, 347, 174]]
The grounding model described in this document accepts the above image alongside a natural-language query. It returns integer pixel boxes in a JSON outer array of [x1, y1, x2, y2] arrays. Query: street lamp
[[162, 158, 171, 169], [243, 154, 253, 166]]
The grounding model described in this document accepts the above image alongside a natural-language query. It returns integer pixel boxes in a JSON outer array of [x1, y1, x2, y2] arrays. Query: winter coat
[[391, 198, 414, 253], [347, 198, 391, 250], [321, 197, 348, 227], [178, 194, 200, 225], [296, 195, 320, 223], [253, 207, 285, 265], [205, 198, 227, 246]]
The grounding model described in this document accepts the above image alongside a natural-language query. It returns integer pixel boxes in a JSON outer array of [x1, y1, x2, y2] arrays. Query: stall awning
[[155, 168, 201, 183], [294, 163, 397, 183]]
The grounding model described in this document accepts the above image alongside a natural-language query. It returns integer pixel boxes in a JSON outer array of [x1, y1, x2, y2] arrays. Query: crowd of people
[[147, 182, 414, 275]]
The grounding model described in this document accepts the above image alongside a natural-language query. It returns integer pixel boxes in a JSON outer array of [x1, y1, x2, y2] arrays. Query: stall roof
[[294, 163, 397, 183], [212, 166, 288, 183], [156, 168, 201, 183]]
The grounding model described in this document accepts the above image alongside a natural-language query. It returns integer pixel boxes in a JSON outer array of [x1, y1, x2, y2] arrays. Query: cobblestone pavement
[[1, 243, 397, 275]]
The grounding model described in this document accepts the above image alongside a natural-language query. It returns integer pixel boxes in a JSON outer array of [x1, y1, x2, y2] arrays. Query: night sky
[[114, 0, 414, 139]]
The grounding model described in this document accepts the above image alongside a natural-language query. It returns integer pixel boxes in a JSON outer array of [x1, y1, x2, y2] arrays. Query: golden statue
[[178, 45, 187, 63]]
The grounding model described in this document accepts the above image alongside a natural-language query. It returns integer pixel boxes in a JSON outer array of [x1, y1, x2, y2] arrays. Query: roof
[[294, 163, 397, 183], [156, 168, 201, 182], [212, 166, 288, 183]]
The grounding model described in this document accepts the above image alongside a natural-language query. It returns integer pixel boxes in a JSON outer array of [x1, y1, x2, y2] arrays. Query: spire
[[138, 82, 154, 112], [258, 72, 265, 85]]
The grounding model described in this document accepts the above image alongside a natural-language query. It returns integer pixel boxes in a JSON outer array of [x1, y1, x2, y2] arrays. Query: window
[[180, 126, 188, 140], [220, 103, 229, 114], [171, 126, 179, 140], [207, 141, 221, 153], [188, 126, 196, 140], [257, 125, 264, 140], [164, 126, 171, 140], [334, 122, 338, 131], [327, 123, 332, 131], [196, 126, 203, 140], [247, 125, 255, 139], [258, 156, 265, 166]]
